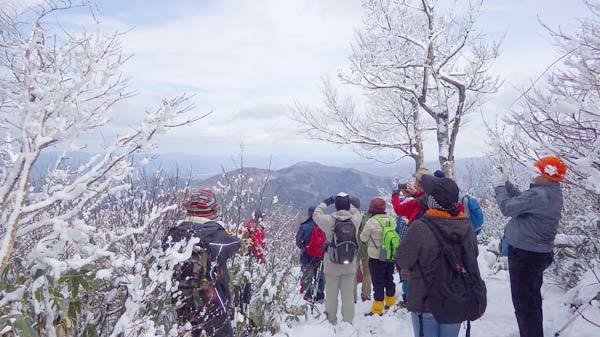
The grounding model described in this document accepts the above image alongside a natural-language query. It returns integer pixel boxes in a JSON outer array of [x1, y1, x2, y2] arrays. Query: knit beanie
[[185, 188, 220, 219], [420, 175, 460, 216], [534, 156, 567, 182], [334, 192, 351, 211], [368, 197, 387, 215]]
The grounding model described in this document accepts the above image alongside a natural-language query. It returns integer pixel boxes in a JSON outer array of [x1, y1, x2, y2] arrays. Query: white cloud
[[102, 0, 365, 157], [50, 0, 593, 164]]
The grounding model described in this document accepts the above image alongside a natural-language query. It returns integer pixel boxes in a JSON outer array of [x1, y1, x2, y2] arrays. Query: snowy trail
[[273, 249, 593, 337]]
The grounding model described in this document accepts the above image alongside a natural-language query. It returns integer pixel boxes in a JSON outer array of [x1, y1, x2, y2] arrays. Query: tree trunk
[[435, 115, 454, 177], [412, 99, 425, 171]]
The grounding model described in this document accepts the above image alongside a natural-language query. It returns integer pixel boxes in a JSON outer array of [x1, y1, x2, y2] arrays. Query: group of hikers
[[164, 155, 567, 337], [295, 155, 566, 337]]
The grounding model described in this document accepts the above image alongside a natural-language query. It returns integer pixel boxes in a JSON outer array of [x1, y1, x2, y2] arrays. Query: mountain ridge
[[198, 161, 393, 211]]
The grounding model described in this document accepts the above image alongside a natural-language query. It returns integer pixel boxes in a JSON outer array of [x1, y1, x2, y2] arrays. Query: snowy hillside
[[272, 248, 600, 337]]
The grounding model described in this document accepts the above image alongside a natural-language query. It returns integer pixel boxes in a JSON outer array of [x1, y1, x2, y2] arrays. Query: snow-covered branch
[[0, 3, 203, 336]]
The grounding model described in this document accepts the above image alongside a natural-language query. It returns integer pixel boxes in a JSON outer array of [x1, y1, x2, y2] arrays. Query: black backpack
[[329, 218, 357, 264], [162, 222, 227, 319], [417, 219, 487, 337]]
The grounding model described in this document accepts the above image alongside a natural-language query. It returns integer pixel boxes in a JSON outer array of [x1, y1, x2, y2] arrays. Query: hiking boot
[[364, 311, 383, 317], [361, 294, 371, 302], [384, 295, 396, 310], [365, 300, 384, 317], [303, 294, 313, 302], [315, 294, 325, 303]]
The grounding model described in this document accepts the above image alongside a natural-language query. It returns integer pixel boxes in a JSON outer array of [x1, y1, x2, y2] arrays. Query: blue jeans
[[410, 313, 460, 337]]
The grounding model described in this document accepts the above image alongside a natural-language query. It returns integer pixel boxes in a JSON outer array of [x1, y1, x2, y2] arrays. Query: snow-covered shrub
[[229, 204, 307, 335], [0, 3, 199, 336], [549, 189, 600, 289], [212, 152, 275, 229], [199, 152, 311, 335]]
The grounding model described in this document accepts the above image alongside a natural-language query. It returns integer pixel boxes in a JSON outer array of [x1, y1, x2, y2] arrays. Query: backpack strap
[[369, 235, 379, 250], [414, 219, 446, 317], [416, 260, 431, 332], [373, 214, 395, 228], [466, 320, 471, 337], [420, 218, 446, 248]]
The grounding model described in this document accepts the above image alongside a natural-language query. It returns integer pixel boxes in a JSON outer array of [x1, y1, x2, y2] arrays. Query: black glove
[[392, 189, 400, 196], [323, 196, 335, 206]]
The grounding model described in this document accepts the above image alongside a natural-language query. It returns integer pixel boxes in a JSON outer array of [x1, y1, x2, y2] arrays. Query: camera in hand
[[398, 183, 408, 190]]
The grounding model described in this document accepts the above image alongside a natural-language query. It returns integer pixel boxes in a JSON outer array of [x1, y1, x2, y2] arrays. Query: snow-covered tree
[[488, 1, 600, 289], [294, 0, 500, 176], [497, 1, 600, 198], [292, 79, 426, 169], [0, 3, 203, 336]]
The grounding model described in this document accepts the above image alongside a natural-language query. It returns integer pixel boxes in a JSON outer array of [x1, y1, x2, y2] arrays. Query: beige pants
[[354, 253, 372, 301], [325, 273, 355, 324], [360, 253, 372, 299]]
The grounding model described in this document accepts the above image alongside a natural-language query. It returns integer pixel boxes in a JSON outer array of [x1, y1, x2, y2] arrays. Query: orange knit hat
[[534, 156, 567, 182]]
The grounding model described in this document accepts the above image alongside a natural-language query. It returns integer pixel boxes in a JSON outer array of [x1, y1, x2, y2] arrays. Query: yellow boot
[[365, 300, 384, 316], [384, 295, 396, 309]]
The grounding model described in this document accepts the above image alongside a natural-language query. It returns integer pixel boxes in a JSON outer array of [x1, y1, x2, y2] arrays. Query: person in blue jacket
[[296, 206, 325, 302]]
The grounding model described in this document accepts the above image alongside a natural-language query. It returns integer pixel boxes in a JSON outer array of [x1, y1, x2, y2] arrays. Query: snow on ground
[[272, 247, 599, 337]]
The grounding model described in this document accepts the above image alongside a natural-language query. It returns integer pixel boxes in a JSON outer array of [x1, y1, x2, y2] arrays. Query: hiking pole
[[309, 260, 324, 315], [554, 291, 600, 337]]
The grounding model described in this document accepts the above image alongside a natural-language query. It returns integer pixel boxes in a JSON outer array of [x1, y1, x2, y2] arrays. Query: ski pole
[[309, 260, 324, 315], [554, 291, 600, 337]]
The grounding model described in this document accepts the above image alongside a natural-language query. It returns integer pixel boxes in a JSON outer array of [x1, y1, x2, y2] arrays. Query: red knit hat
[[534, 156, 567, 182], [368, 197, 387, 215], [185, 188, 220, 219]]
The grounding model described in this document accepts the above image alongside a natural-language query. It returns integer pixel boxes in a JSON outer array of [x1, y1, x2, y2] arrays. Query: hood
[[421, 215, 471, 244], [332, 209, 354, 221]]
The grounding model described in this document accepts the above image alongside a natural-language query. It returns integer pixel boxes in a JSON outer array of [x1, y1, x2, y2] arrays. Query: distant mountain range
[[198, 161, 393, 212], [32, 152, 491, 210]]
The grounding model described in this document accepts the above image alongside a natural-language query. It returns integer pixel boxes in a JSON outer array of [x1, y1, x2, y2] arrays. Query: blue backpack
[[461, 195, 484, 235]]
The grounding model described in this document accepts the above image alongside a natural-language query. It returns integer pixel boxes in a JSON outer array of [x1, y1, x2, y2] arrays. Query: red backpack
[[305, 224, 326, 258]]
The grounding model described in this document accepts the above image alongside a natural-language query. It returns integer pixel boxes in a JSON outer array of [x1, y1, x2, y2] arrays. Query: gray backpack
[[329, 218, 357, 264]]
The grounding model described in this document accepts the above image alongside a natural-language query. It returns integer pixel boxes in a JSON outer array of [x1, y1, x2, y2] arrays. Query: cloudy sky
[[25, 0, 592, 166]]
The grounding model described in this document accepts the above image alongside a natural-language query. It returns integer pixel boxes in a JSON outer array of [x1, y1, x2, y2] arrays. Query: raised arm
[[495, 186, 538, 218], [391, 193, 416, 218], [505, 181, 522, 198], [312, 201, 332, 233]]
